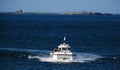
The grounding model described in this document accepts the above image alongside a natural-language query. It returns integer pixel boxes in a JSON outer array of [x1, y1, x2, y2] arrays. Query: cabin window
[[68, 48, 70, 50], [59, 48, 61, 51], [62, 48, 67, 50]]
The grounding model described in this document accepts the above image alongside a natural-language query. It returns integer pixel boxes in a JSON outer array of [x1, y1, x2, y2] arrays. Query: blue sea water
[[0, 13, 120, 70]]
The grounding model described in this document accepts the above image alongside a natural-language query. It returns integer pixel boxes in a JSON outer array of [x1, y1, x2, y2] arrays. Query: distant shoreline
[[0, 12, 119, 16]]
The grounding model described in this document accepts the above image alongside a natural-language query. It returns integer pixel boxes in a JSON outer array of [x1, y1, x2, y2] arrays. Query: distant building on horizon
[[16, 9, 23, 14]]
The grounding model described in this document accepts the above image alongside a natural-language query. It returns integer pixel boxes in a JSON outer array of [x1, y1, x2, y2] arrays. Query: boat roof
[[53, 52, 72, 54], [58, 43, 71, 48]]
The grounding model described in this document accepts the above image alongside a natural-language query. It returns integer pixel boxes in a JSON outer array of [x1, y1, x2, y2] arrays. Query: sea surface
[[0, 13, 120, 70]]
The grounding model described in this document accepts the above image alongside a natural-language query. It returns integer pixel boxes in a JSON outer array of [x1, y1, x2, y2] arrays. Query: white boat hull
[[50, 52, 73, 61]]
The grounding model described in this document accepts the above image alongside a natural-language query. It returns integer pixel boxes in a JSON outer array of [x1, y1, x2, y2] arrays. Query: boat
[[50, 37, 73, 62]]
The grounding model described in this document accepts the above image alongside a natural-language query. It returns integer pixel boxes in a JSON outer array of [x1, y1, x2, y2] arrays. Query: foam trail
[[0, 48, 101, 63], [0, 48, 50, 53], [3, 48, 119, 63], [28, 52, 102, 63], [28, 55, 54, 62], [73, 52, 101, 63]]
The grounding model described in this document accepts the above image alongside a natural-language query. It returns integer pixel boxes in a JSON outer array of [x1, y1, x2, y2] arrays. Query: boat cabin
[[58, 43, 71, 52]]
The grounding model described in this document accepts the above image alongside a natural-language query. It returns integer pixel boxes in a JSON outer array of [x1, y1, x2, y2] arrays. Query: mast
[[63, 37, 66, 43], [64, 37, 66, 41]]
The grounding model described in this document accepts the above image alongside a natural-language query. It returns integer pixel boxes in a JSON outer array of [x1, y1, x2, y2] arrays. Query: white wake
[[0, 48, 102, 63], [28, 51, 102, 63]]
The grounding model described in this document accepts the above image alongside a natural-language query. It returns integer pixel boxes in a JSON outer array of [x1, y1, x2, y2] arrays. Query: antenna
[[64, 37, 66, 41]]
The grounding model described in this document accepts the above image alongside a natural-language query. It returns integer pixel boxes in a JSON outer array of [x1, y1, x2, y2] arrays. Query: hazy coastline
[[0, 11, 117, 16]]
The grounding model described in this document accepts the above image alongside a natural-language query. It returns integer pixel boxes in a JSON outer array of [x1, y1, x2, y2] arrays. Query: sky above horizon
[[0, 0, 120, 14]]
